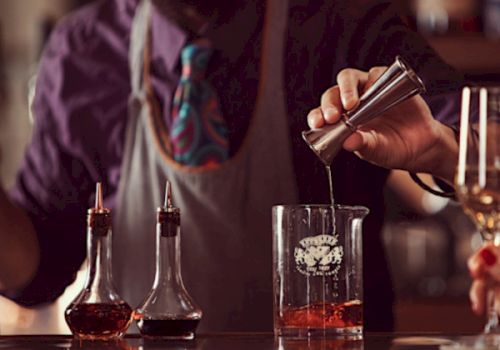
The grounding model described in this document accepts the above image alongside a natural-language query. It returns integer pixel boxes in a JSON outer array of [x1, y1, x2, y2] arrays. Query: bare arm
[[0, 186, 39, 291]]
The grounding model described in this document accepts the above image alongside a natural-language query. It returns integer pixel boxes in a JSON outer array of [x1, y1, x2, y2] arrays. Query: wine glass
[[455, 86, 500, 334]]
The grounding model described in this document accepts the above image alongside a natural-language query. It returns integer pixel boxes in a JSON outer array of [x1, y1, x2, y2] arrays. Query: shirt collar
[[123, 0, 261, 72]]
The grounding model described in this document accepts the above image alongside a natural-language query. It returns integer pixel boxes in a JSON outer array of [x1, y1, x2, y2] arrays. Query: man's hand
[[306, 67, 458, 182], [468, 244, 500, 316]]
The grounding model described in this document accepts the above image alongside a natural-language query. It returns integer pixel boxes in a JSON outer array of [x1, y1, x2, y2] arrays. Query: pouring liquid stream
[[326, 165, 334, 207], [325, 165, 336, 234]]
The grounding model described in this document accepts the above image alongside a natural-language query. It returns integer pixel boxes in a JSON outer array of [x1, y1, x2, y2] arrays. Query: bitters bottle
[[134, 181, 202, 340], [65, 183, 133, 340]]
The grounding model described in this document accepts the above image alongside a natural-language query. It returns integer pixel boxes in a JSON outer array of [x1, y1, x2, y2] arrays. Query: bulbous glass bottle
[[65, 183, 133, 340], [134, 182, 202, 340]]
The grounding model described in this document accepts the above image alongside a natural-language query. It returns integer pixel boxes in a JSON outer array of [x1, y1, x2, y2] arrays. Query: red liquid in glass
[[279, 300, 362, 328]]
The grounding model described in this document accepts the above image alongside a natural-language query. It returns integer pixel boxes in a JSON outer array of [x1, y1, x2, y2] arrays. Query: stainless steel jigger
[[302, 56, 426, 165]]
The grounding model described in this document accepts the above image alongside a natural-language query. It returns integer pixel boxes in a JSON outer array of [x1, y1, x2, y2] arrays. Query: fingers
[[307, 67, 386, 131], [468, 251, 486, 280], [364, 67, 387, 92], [468, 245, 500, 316], [307, 108, 325, 129], [320, 87, 342, 124], [336, 69, 368, 110], [470, 279, 487, 315], [484, 248, 500, 281], [307, 87, 342, 129], [469, 245, 500, 280], [470, 281, 500, 317], [493, 286, 500, 316]]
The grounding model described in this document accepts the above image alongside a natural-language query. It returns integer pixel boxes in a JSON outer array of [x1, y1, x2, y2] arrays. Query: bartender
[[0, 0, 460, 332]]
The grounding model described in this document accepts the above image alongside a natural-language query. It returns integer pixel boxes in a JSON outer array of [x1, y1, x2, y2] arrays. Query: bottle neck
[[84, 228, 114, 290], [154, 223, 183, 287]]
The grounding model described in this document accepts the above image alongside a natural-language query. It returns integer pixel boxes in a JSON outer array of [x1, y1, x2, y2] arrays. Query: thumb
[[343, 130, 380, 161]]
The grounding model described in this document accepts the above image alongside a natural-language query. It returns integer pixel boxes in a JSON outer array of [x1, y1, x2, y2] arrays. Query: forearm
[[0, 186, 39, 291]]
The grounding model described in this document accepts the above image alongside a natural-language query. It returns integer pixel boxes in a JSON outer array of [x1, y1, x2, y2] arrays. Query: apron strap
[[129, 0, 152, 96]]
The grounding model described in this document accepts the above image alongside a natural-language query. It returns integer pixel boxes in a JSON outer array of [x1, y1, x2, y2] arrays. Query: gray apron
[[114, 0, 297, 332]]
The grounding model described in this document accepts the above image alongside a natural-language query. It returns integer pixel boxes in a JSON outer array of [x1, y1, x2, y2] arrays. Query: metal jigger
[[302, 56, 426, 165]]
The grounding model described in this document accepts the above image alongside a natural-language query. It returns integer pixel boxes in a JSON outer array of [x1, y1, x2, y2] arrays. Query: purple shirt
[[7, 0, 463, 331], [8, 0, 268, 308]]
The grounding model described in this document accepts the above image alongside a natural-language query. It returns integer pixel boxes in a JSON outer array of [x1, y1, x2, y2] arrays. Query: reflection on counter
[[0, 334, 376, 350], [276, 337, 365, 350], [6, 334, 498, 350], [69, 338, 134, 350]]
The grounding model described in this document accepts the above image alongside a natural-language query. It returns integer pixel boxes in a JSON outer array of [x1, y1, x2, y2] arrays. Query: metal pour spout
[[164, 180, 173, 209], [95, 182, 104, 210], [302, 56, 426, 165]]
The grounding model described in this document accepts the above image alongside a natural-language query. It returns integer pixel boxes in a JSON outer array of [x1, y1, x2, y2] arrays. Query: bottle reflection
[[138, 337, 201, 350], [69, 337, 134, 350]]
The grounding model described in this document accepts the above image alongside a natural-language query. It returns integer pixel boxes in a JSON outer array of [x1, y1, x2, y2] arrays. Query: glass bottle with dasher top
[[134, 181, 202, 340], [65, 183, 133, 340]]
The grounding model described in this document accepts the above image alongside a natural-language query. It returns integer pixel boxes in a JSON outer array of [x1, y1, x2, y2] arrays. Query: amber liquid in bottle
[[65, 183, 133, 340], [279, 300, 363, 329], [456, 168, 500, 239], [65, 303, 132, 339]]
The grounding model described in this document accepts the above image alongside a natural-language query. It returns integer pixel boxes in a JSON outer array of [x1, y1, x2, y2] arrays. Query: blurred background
[[0, 0, 496, 335]]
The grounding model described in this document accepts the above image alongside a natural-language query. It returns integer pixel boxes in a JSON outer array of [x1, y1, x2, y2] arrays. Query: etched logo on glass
[[294, 234, 343, 277]]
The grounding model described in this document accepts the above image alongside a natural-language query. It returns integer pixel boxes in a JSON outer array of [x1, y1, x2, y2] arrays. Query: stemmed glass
[[455, 86, 500, 334]]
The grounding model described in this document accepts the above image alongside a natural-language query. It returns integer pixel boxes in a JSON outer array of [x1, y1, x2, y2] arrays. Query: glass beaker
[[273, 205, 368, 339]]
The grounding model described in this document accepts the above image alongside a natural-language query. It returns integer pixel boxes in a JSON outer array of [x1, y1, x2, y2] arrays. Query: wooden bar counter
[[0, 332, 484, 349]]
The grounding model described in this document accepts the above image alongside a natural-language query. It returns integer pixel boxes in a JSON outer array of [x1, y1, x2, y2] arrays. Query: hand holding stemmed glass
[[456, 86, 500, 335]]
